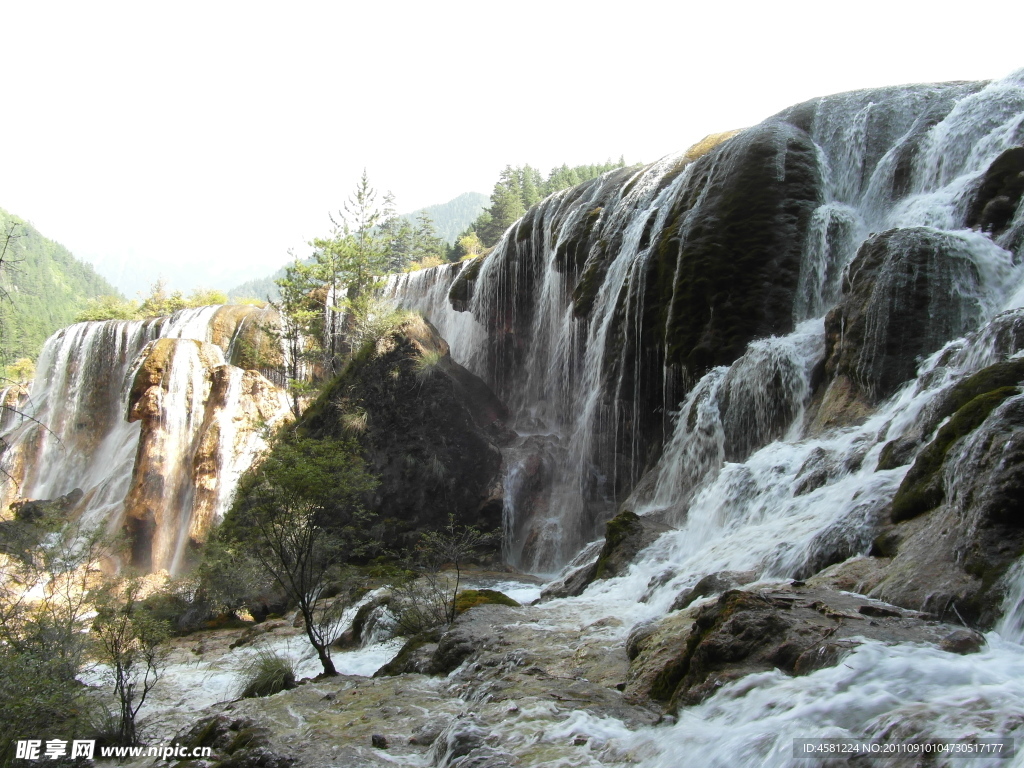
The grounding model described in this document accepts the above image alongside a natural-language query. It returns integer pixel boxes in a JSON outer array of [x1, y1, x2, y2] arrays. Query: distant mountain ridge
[[403, 191, 487, 243], [0, 207, 121, 364]]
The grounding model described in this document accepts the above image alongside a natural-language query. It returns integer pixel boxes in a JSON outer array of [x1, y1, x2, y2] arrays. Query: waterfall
[[379, 70, 1024, 762], [7, 69, 1024, 764], [0, 305, 291, 574], [384, 70, 1024, 576]]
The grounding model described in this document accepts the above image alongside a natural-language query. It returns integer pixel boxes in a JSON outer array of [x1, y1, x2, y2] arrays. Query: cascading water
[[384, 71, 1024, 575], [4, 66, 1023, 765], [0, 305, 291, 574], [382, 69, 1024, 764]]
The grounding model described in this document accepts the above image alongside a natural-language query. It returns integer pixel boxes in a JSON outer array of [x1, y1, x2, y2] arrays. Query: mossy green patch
[[648, 590, 748, 704], [892, 386, 1020, 522], [932, 359, 1024, 428], [571, 241, 612, 319], [638, 123, 820, 391], [447, 254, 486, 311], [594, 510, 642, 580], [373, 629, 441, 677], [453, 589, 520, 615]]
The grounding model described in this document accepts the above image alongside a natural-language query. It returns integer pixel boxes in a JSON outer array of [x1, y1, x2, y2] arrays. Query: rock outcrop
[[967, 146, 1024, 239], [299, 316, 509, 552], [538, 510, 671, 600], [813, 228, 989, 428], [625, 584, 984, 711], [125, 338, 290, 572]]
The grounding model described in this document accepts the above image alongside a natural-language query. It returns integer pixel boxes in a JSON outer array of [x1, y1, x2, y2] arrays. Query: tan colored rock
[[123, 339, 290, 572], [188, 366, 292, 547], [128, 338, 223, 419], [805, 555, 891, 595], [208, 305, 259, 352], [806, 373, 875, 433], [211, 304, 285, 372]]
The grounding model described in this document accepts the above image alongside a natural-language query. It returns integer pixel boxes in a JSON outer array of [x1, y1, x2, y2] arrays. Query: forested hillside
[[0, 208, 121, 368], [404, 191, 487, 243], [451, 159, 631, 256]]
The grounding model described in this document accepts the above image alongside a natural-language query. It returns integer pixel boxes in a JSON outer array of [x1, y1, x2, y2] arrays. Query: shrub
[[237, 649, 297, 698]]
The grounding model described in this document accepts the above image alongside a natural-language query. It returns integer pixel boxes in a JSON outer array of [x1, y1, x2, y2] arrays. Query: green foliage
[[223, 434, 378, 675], [76, 294, 140, 321], [91, 575, 170, 746], [388, 513, 500, 632], [271, 257, 325, 416], [189, 540, 272, 624], [348, 296, 413, 352], [270, 172, 440, 397], [0, 648, 97, 767], [405, 192, 488, 244], [0, 521, 109, 765], [3, 356, 34, 382], [0, 208, 121, 365], [75, 282, 233, 323], [456, 159, 629, 251], [236, 649, 297, 698], [412, 347, 443, 381]]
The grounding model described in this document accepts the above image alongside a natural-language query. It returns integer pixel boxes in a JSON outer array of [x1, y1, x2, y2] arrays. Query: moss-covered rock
[[447, 255, 485, 312], [453, 589, 520, 615], [373, 629, 442, 677], [871, 393, 1024, 627], [641, 120, 820, 384], [892, 385, 1020, 522], [625, 585, 983, 712], [594, 510, 671, 580], [173, 714, 293, 768], [298, 316, 508, 554]]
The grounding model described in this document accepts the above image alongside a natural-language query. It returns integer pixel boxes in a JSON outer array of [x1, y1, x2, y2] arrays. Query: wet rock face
[[821, 228, 986, 411], [967, 146, 1024, 238], [643, 120, 821, 384], [9, 487, 84, 523], [537, 510, 671, 600], [168, 601, 658, 767], [870, 393, 1024, 627], [301, 317, 508, 552], [173, 715, 294, 768], [625, 585, 984, 711], [593, 510, 672, 581]]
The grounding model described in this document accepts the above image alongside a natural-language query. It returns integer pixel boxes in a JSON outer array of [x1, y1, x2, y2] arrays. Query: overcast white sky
[[1, 1, 1022, 293]]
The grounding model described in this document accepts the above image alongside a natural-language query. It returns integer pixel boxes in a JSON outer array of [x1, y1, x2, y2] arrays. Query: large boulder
[[815, 228, 987, 425], [625, 585, 984, 712], [300, 316, 510, 551], [539, 510, 671, 600], [870, 391, 1024, 627], [967, 146, 1024, 239]]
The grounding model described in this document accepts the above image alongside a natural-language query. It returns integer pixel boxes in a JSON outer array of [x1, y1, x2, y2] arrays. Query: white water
[[0, 306, 290, 574], [6, 69, 1024, 765], [388, 70, 1024, 765]]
